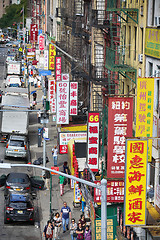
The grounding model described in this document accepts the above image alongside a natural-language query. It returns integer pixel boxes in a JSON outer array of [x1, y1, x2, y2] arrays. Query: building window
[[129, 26, 131, 58], [141, 28, 143, 54], [134, 27, 137, 60], [149, 62, 153, 77]]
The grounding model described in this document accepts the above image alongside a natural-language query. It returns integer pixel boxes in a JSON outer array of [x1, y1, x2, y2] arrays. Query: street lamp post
[[0, 163, 107, 240]]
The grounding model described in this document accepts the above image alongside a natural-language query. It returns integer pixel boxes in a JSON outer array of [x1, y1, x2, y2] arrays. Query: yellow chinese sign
[[145, 28, 160, 59], [136, 78, 154, 162], [125, 139, 148, 226], [49, 43, 56, 70], [95, 219, 114, 240]]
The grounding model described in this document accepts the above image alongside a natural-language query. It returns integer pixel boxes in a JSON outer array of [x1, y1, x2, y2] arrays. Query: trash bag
[[33, 157, 49, 165]]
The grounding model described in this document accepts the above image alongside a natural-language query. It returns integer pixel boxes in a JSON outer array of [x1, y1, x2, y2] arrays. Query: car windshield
[[9, 177, 28, 184], [9, 140, 24, 147], [9, 202, 28, 209]]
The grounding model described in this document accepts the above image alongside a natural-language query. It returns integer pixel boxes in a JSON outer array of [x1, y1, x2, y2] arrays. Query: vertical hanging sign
[[107, 98, 133, 178], [55, 57, 62, 81], [56, 82, 69, 124], [39, 35, 45, 51], [70, 82, 78, 115], [48, 78, 56, 113], [49, 44, 56, 70], [44, 50, 49, 70], [136, 78, 154, 162], [87, 112, 100, 172], [124, 139, 148, 226]]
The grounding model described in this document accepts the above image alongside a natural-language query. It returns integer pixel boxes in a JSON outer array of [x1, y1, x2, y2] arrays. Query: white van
[[6, 75, 21, 87]]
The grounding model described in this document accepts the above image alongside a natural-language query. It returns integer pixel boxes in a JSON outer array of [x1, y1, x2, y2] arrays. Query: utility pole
[[43, 85, 47, 169]]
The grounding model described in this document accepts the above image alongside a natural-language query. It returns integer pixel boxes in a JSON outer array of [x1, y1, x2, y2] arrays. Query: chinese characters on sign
[[48, 78, 56, 113], [87, 112, 100, 172], [107, 180, 124, 203], [30, 24, 38, 43], [107, 98, 133, 178], [55, 57, 62, 81], [49, 44, 56, 70], [59, 132, 87, 154], [62, 73, 69, 81], [124, 140, 148, 226], [136, 78, 154, 162], [56, 82, 69, 124], [70, 82, 78, 115], [44, 50, 49, 70], [95, 219, 114, 240], [39, 35, 44, 51]]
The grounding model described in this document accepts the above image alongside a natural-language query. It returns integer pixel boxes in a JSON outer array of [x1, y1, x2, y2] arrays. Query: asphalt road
[[0, 45, 42, 240]]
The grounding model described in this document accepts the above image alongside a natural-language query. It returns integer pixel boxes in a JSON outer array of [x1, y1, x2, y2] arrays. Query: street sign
[[19, 47, 23, 52]]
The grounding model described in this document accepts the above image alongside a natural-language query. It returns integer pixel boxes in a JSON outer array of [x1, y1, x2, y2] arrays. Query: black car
[[0, 172, 44, 197], [4, 193, 34, 224]]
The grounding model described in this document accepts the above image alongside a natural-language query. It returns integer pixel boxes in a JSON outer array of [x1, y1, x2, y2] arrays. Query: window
[[149, 62, 153, 77], [141, 28, 143, 54], [129, 26, 131, 58], [134, 27, 137, 60]]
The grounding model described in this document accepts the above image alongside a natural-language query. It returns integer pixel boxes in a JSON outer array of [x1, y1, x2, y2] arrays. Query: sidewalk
[[28, 83, 81, 239]]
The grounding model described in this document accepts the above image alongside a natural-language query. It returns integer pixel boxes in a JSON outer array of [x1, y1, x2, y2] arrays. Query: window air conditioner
[[138, 54, 143, 63], [155, 70, 160, 77], [155, 16, 160, 27]]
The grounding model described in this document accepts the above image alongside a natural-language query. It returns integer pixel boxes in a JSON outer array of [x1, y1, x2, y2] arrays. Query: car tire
[[30, 220, 35, 225]]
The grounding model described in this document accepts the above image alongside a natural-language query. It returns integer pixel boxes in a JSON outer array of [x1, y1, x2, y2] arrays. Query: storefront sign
[[59, 132, 87, 154], [95, 219, 114, 240], [145, 28, 160, 59], [48, 78, 56, 113], [136, 78, 154, 162], [87, 112, 100, 172], [107, 98, 133, 178], [39, 35, 45, 51], [44, 50, 49, 70], [55, 57, 62, 81], [74, 183, 81, 203], [56, 82, 69, 124], [70, 82, 78, 115], [49, 44, 56, 70], [30, 24, 38, 43], [62, 73, 69, 81], [124, 139, 148, 226], [107, 180, 124, 203]]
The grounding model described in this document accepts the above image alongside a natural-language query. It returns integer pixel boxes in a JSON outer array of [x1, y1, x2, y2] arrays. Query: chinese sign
[[87, 112, 100, 172], [107, 98, 133, 178], [56, 82, 69, 124], [49, 44, 56, 70], [107, 180, 124, 203], [55, 57, 62, 81], [39, 35, 45, 51], [59, 132, 87, 154], [145, 28, 160, 59], [30, 24, 38, 43], [95, 219, 114, 240], [136, 78, 154, 162], [74, 183, 81, 203], [62, 73, 69, 81], [124, 139, 148, 226], [70, 82, 78, 115], [48, 78, 56, 113], [44, 50, 49, 70]]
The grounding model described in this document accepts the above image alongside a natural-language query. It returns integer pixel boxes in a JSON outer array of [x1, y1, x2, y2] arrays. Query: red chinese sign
[[39, 35, 45, 51], [55, 57, 61, 81], [48, 78, 56, 113], [70, 82, 78, 115], [56, 82, 69, 124], [87, 112, 100, 172], [124, 139, 148, 226], [107, 98, 133, 178], [30, 24, 38, 43]]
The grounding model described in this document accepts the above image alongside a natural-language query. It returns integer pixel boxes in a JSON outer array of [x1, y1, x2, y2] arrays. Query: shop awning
[[38, 69, 52, 76]]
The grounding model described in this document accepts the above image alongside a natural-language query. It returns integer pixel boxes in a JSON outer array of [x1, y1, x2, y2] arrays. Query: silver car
[[5, 135, 28, 160]]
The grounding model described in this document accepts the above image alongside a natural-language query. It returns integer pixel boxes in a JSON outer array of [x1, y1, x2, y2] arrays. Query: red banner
[[55, 57, 61, 81], [30, 24, 38, 43], [107, 98, 133, 178]]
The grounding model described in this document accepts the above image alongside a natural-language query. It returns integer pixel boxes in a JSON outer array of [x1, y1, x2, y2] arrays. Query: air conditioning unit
[[155, 16, 160, 27], [138, 54, 143, 63], [155, 70, 160, 77]]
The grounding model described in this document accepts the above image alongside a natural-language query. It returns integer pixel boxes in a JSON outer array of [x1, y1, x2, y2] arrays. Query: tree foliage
[[0, 0, 27, 29]]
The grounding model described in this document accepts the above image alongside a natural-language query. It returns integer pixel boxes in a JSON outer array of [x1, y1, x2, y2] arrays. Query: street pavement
[[29, 83, 81, 240]]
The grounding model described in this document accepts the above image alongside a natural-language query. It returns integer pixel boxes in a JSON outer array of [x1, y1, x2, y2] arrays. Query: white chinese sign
[[44, 50, 49, 70], [56, 81, 69, 124], [55, 57, 61, 81], [70, 82, 78, 115]]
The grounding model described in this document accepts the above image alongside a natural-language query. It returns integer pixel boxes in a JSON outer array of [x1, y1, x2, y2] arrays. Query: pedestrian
[[76, 222, 84, 240], [52, 146, 58, 167], [63, 161, 71, 185], [60, 201, 71, 233], [37, 109, 41, 123], [58, 175, 65, 196], [53, 212, 62, 239], [43, 220, 54, 240], [70, 218, 77, 240], [34, 75, 37, 88], [79, 214, 86, 230], [81, 194, 86, 214], [43, 170, 50, 190], [84, 225, 91, 240]]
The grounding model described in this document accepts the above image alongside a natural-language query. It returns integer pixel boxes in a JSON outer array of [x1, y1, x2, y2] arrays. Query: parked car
[[4, 193, 34, 224], [0, 172, 45, 197], [5, 75, 21, 88], [0, 90, 3, 103], [5, 42, 13, 47], [5, 135, 28, 160]]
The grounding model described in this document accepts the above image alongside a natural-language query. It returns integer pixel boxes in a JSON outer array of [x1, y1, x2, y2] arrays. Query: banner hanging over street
[[107, 98, 133, 178], [124, 139, 148, 226]]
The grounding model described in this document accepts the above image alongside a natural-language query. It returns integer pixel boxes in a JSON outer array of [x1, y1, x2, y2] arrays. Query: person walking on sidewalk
[[58, 175, 65, 196], [70, 218, 77, 240], [43, 220, 54, 240], [43, 170, 50, 190], [60, 201, 71, 233], [84, 225, 91, 240], [76, 222, 84, 240], [52, 146, 58, 167], [53, 212, 62, 239]]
